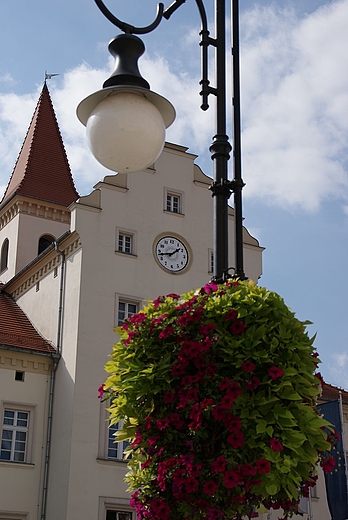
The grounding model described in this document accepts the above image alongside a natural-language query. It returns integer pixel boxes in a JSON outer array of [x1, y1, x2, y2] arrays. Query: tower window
[[0, 238, 9, 272], [38, 235, 55, 255]]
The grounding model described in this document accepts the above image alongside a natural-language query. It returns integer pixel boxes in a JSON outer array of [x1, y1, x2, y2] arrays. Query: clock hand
[[166, 248, 180, 257]]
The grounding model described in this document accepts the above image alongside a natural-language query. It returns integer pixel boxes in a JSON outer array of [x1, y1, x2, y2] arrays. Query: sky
[[0, 0, 347, 389]]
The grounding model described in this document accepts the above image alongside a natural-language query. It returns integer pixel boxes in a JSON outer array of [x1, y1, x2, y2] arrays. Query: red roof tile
[[0, 83, 79, 208], [321, 381, 348, 404], [0, 287, 55, 354]]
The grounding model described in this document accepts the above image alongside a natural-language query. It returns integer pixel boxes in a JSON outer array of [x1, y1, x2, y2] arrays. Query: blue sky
[[0, 0, 347, 388]]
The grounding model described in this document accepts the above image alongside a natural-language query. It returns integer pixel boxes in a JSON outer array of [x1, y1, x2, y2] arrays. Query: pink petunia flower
[[222, 470, 240, 488], [163, 391, 176, 403], [156, 418, 171, 431], [245, 376, 261, 391], [268, 365, 284, 379], [270, 438, 283, 451], [322, 455, 335, 473], [256, 458, 271, 474], [230, 319, 245, 335], [227, 431, 245, 448], [203, 479, 219, 495], [97, 385, 105, 399], [241, 359, 256, 372], [225, 309, 238, 321], [211, 455, 227, 474]]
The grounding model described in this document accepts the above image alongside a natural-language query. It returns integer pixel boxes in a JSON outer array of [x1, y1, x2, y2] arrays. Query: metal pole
[[210, 0, 232, 283], [231, 0, 246, 280]]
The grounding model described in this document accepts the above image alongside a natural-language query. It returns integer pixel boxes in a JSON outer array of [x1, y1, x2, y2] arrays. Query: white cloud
[[328, 352, 348, 389], [0, 1, 347, 210], [0, 73, 15, 86], [241, 1, 348, 211]]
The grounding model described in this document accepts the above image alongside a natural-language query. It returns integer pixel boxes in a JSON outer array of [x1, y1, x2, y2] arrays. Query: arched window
[[38, 234, 55, 255], [0, 238, 9, 272]]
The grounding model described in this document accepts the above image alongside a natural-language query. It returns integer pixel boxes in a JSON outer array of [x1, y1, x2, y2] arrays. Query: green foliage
[[104, 280, 333, 519]]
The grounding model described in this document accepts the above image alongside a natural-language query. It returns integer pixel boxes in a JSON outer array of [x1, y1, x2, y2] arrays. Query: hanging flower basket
[[104, 280, 334, 520]]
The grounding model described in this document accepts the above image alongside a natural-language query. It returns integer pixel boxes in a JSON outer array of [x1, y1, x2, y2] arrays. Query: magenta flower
[[227, 431, 245, 448], [322, 455, 335, 473], [144, 416, 152, 430], [220, 393, 236, 410], [239, 462, 256, 476], [222, 470, 239, 488], [203, 479, 219, 495], [256, 458, 271, 474], [150, 498, 171, 519], [198, 323, 217, 335], [225, 309, 238, 321], [203, 281, 219, 294], [163, 391, 175, 403], [245, 376, 261, 391], [270, 438, 283, 451], [241, 359, 256, 372], [97, 385, 105, 399], [156, 418, 171, 431], [268, 365, 284, 379], [230, 319, 245, 335], [159, 326, 174, 339], [218, 377, 232, 391], [131, 431, 143, 447], [211, 455, 227, 474], [166, 293, 180, 299]]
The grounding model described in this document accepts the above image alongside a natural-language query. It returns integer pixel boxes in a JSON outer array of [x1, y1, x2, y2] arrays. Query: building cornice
[[0, 347, 56, 375], [3, 231, 81, 299], [0, 195, 71, 231]]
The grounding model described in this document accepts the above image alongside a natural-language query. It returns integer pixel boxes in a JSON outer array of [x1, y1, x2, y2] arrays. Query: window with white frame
[[116, 228, 136, 256], [118, 233, 132, 254], [106, 511, 132, 520], [107, 420, 129, 461], [99, 497, 134, 520], [164, 188, 184, 215], [117, 300, 138, 327], [166, 193, 180, 213], [0, 409, 29, 462]]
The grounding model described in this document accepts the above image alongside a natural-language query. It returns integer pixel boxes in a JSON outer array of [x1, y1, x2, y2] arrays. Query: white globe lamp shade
[[82, 91, 173, 173]]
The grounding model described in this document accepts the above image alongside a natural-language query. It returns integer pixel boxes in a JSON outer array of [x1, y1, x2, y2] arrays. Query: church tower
[[0, 83, 78, 282]]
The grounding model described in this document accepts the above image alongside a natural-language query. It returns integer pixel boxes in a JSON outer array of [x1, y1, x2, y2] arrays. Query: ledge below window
[[0, 460, 35, 469], [96, 457, 128, 466]]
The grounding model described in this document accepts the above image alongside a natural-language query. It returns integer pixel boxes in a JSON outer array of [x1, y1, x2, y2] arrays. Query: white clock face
[[155, 236, 189, 272]]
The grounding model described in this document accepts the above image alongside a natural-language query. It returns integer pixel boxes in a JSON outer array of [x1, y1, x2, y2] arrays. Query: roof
[[0, 82, 79, 208], [0, 285, 55, 354], [321, 381, 348, 404]]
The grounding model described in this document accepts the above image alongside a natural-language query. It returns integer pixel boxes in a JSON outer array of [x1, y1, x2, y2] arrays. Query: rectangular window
[[166, 193, 180, 213], [107, 420, 129, 461], [118, 233, 132, 254], [0, 409, 29, 462], [117, 301, 138, 327], [106, 511, 132, 520]]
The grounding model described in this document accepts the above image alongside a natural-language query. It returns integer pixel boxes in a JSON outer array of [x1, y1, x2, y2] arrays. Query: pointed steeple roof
[[0, 83, 79, 208]]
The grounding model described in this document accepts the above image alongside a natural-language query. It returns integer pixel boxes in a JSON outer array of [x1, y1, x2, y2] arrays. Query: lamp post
[[77, 0, 246, 283]]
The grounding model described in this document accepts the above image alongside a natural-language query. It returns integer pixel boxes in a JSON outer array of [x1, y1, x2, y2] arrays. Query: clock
[[155, 235, 189, 273]]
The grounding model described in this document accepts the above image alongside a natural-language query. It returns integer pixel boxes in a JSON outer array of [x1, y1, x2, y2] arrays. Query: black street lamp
[[77, 0, 246, 283]]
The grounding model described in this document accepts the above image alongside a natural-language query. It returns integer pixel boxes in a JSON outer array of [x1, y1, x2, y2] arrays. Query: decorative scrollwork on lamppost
[[77, 0, 246, 283]]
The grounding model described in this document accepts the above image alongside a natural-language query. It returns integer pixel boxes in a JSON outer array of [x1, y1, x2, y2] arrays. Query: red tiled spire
[[0, 82, 79, 207], [0, 287, 55, 353]]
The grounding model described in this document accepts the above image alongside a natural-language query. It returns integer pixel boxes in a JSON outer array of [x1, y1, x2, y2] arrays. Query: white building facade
[[0, 84, 345, 520]]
